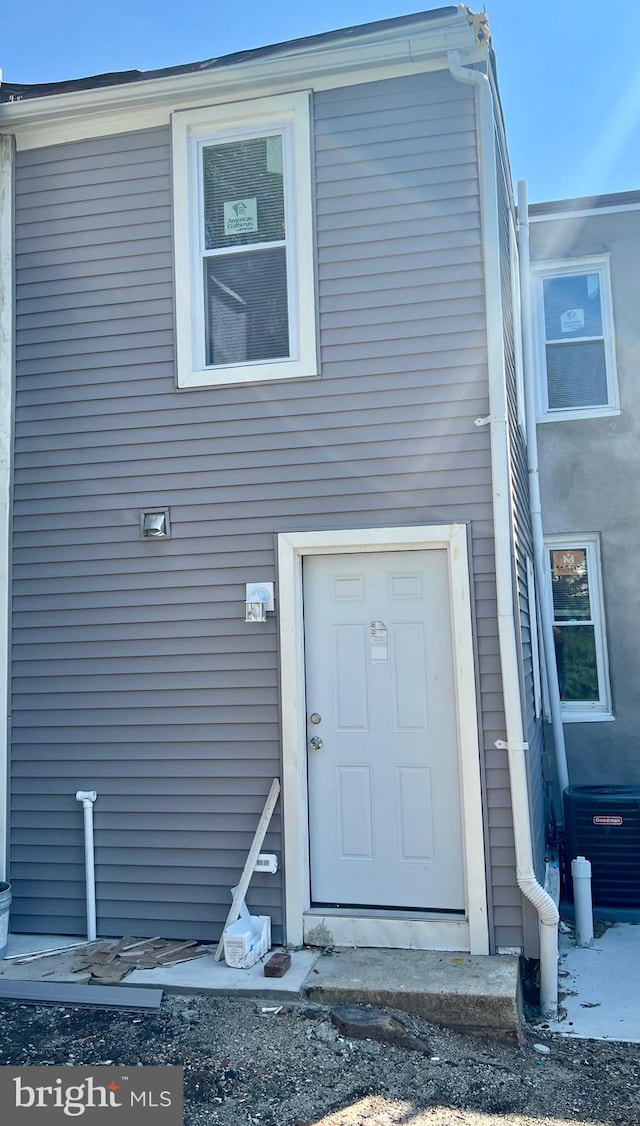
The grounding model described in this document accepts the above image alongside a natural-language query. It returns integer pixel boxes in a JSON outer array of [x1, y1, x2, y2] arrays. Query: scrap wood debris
[[69, 937, 210, 983]]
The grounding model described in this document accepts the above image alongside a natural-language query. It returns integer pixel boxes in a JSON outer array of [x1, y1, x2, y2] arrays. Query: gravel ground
[[0, 993, 638, 1125]]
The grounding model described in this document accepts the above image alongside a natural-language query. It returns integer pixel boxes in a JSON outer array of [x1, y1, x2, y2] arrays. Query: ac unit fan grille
[[564, 786, 640, 908]]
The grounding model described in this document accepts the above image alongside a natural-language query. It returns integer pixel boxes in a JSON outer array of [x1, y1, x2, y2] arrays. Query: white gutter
[[0, 134, 14, 883], [531, 202, 640, 221], [447, 51, 559, 1019], [516, 180, 570, 798], [0, 12, 479, 133], [76, 791, 98, 941]]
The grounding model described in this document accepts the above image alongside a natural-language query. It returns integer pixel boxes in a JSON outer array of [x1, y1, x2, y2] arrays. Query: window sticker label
[[560, 307, 585, 333], [223, 197, 258, 236], [552, 549, 585, 577]]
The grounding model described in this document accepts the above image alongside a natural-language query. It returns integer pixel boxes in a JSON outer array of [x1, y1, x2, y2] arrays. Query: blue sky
[[3, 1, 640, 202]]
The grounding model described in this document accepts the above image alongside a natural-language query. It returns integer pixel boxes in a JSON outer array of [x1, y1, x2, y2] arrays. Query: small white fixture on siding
[[245, 582, 275, 623], [255, 852, 278, 874], [140, 509, 171, 538]]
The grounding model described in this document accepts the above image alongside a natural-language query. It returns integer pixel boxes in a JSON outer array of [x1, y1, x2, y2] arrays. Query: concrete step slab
[[302, 948, 522, 1037]]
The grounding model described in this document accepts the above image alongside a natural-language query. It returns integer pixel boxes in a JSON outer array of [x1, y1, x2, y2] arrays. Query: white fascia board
[[530, 203, 640, 222], [1, 16, 482, 151]]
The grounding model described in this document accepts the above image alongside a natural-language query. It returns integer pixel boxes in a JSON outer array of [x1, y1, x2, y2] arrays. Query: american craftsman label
[[223, 197, 258, 236], [560, 307, 585, 333]]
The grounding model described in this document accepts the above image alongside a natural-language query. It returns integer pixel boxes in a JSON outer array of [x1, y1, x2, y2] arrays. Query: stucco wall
[[530, 208, 640, 784]]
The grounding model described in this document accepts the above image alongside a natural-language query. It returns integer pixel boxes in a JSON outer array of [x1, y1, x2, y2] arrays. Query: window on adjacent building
[[533, 258, 619, 421], [172, 92, 317, 389], [545, 535, 612, 720]]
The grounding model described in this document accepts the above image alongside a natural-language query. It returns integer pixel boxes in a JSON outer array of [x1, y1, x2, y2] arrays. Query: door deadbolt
[[309, 736, 323, 750], [309, 713, 322, 725]]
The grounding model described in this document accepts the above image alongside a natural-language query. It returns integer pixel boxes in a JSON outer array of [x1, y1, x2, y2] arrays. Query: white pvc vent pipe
[[571, 856, 594, 948], [76, 791, 98, 941]]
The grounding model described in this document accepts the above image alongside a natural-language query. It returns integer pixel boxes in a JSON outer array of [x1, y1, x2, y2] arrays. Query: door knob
[[309, 736, 323, 750]]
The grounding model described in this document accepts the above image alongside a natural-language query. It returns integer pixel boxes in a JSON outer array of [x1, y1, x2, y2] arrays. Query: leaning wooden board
[[214, 777, 281, 961]]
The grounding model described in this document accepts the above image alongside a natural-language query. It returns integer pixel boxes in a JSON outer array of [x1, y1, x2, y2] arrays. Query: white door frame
[[277, 524, 489, 955]]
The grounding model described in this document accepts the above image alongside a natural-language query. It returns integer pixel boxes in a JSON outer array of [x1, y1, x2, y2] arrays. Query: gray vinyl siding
[[495, 134, 547, 952], [10, 69, 514, 945]]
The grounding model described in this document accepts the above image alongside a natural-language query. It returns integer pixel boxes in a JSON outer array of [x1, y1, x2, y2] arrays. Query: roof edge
[[1, 7, 461, 102], [0, 7, 486, 151], [529, 189, 640, 216]]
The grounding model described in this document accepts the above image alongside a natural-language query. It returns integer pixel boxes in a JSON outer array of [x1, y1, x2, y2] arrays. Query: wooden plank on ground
[[0, 980, 163, 1009], [214, 777, 280, 961], [6, 941, 104, 964]]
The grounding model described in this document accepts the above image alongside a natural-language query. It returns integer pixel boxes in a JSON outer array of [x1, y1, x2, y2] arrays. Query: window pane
[[203, 136, 285, 250], [543, 273, 602, 340], [550, 548, 591, 620], [546, 340, 607, 409], [553, 624, 599, 702], [204, 247, 289, 366]]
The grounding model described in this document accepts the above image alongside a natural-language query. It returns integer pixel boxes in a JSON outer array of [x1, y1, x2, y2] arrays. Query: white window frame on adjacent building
[[532, 256, 619, 422], [544, 533, 612, 722], [172, 91, 317, 389]]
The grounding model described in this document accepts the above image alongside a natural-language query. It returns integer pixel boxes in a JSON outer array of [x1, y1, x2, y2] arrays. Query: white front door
[[303, 549, 464, 912]]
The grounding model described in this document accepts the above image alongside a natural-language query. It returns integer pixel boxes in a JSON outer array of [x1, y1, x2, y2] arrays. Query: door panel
[[303, 549, 464, 911]]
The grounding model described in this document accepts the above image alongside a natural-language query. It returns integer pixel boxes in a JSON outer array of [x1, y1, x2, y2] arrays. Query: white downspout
[[447, 51, 559, 1019], [76, 791, 98, 941], [516, 179, 570, 798], [0, 135, 15, 884]]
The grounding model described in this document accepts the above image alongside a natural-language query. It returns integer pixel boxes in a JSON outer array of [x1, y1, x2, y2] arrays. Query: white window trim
[[172, 91, 317, 389], [532, 255, 620, 423], [544, 533, 612, 722]]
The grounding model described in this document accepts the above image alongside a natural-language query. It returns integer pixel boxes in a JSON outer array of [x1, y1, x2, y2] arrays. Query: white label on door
[[370, 621, 388, 662]]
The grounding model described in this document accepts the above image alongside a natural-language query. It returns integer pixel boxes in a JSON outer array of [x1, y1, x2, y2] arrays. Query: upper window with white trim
[[546, 534, 612, 721], [172, 92, 317, 389], [533, 257, 619, 421]]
